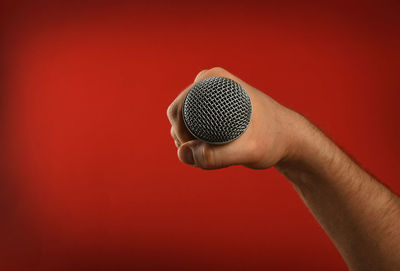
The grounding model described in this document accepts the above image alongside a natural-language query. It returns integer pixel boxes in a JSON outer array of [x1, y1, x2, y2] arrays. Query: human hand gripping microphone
[[167, 67, 292, 170], [167, 67, 400, 271]]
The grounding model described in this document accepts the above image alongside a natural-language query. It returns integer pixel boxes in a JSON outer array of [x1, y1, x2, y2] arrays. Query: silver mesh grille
[[182, 76, 252, 144]]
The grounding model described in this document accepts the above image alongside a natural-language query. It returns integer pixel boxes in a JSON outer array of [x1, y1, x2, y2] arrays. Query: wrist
[[274, 110, 339, 184], [275, 109, 314, 166]]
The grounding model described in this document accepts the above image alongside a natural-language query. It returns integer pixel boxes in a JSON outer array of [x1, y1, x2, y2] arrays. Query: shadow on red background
[[1, 1, 400, 270]]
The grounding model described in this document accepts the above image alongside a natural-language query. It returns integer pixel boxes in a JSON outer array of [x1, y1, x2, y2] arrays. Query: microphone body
[[182, 77, 252, 144]]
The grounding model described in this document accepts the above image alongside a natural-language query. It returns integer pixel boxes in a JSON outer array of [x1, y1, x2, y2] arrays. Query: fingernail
[[181, 147, 194, 165]]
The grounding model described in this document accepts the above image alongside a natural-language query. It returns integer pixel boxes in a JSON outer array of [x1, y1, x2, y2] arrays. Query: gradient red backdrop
[[1, 1, 400, 270]]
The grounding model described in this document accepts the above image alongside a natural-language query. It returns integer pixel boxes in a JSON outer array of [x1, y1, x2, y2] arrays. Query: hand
[[167, 67, 299, 169]]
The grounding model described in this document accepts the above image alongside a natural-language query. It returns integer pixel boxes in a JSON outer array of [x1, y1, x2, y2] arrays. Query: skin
[[167, 67, 400, 271]]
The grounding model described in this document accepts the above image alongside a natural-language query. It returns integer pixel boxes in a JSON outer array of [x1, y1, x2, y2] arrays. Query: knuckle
[[195, 69, 208, 79], [247, 139, 263, 164], [170, 128, 182, 146], [207, 67, 227, 76], [200, 145, 215, 169], [195, 67, 229, 83], [167, 102, 180, 122]]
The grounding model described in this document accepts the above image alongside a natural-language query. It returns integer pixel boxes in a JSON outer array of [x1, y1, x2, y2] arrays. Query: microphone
[[182, 76, 252, 144]]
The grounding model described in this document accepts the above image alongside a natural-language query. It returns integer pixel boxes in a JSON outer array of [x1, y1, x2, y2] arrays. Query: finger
[[166, 68, 219, 143], [177, 140, 233, 169], [167, 90, 196, 143], [192, 67, 251, 92], [177, 135, 254, 169], [170, 127, 181, 147], [194, 69, 208, 83]]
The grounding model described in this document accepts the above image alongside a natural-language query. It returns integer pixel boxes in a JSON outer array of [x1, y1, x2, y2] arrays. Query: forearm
[[167, 68, 400, 270], [276, 111, 400, 271]]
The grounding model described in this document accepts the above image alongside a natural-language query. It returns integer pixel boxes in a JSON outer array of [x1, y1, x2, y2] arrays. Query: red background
[[1, 1, 399, 270]]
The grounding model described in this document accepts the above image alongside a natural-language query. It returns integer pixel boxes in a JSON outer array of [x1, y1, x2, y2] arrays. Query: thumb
[[177, 140, 241, 169]]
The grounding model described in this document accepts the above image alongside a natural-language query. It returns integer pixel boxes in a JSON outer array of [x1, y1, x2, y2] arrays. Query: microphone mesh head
[[182, 76, 252, 144]]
